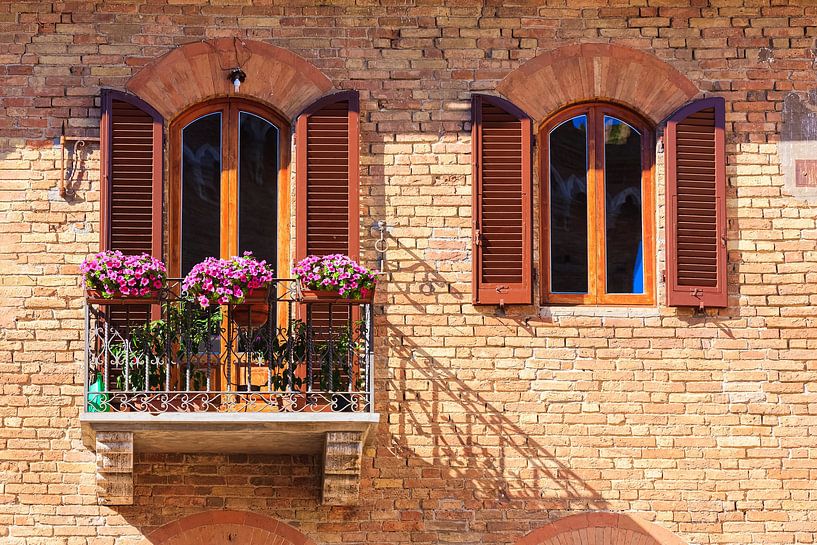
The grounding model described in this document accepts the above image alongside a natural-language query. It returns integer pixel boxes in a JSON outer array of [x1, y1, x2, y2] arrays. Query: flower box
[[300, 287, 375, 304], [85, 289, 161, 305], [81, 250, 167, 300], [183, 252, 274, 309], [293, 254, 378, 304]]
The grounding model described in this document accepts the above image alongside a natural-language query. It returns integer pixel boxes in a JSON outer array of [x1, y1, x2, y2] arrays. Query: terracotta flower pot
[[231, 296, 270, 327]]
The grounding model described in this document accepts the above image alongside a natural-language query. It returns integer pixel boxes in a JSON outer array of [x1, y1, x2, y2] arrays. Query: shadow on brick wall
[[383, 329, 607, 509]]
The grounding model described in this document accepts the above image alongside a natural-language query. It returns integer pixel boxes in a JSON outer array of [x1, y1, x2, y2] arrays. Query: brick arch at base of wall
[[515, 512, 688, 545], [497, 43, 699, 125], [142, 510, 316, 545], [126, 38, 333, 122]]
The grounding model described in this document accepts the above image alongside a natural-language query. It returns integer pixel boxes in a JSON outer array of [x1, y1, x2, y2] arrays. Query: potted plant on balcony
[[293, 254, 378, 303], [81, 250, 167, 300], [85, 264, 256, 413], [224, 319, 307, 412], [105, 304, 222, 413], [301, 320, 368, 413], [114, 319, 170, 385], [267, 321, 308, 412], [244, 318, 366, 413], [182, 252, 275, 326]]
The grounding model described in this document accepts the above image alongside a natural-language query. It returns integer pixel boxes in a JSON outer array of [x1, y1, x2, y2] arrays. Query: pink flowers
[[81, 250, 167, 299], [293, 254, 378, 300], [81, 250, 274, 308], [182, 252, 274, 308]]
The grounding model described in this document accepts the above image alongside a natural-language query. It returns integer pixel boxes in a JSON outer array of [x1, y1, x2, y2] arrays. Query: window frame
[[539, 102, 655, 306], [168, 98, 292, 279]]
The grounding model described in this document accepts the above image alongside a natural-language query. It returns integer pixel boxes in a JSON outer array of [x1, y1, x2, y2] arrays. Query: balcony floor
[[81, 411, 380, 455]]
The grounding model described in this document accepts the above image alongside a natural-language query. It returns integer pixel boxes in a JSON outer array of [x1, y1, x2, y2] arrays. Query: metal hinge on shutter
[[690, 288, 705, 310]]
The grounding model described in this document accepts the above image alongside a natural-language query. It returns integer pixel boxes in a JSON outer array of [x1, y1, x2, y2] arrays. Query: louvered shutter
[[665, 97, 727, 308], [100, 89, 163, 257], [296, 91, 360, 261], [471, 94, 532, 305], [296, 92, 360, 391]]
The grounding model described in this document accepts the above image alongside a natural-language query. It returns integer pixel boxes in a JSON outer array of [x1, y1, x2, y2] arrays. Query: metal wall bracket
[[58, 125, 99, 200], [371, 220, 388, 272]]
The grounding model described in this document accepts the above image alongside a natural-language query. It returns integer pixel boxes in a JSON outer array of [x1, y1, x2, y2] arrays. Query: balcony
[[79, 279, 379, 506]]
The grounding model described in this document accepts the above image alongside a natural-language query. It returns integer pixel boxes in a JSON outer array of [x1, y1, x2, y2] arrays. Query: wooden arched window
[[168, 99, 291, 277], [540, 103, 655, 305]]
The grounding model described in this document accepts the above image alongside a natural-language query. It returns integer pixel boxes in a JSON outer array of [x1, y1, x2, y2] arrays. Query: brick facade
[[2, 1, 816, 544]]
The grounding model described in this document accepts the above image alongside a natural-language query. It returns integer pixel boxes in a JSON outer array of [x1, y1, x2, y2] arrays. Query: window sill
[[539, 305, 661, 319]]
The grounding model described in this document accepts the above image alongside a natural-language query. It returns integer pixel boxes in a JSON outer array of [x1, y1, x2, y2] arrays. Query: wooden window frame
[[168, 98, 292, 279], [539, 102, 655, 306]]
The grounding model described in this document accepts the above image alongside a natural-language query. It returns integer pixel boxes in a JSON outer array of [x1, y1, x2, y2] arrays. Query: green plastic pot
[[87, 372, 109, 413]]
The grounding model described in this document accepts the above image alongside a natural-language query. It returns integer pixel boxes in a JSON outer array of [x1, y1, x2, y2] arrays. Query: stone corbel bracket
[[96, 431, 134, 505], [92, 430, 367, 507], [82, 413, 379, 506], [322, 431, 364, 505]]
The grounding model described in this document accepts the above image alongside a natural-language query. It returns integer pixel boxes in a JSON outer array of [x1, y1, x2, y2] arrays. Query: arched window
[[168, 99, 291, 276], [540, 103, 655, 305]]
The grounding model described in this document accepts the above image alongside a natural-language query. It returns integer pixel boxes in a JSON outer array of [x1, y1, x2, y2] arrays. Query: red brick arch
[[515, 512, 688, 545], [143, 510, 316, 545], [126, 38, 333, 122], [497, 43, 699, 125]]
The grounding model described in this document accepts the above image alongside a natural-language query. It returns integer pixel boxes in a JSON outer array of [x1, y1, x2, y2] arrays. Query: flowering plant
[[80, 250, 167, 298], [182, 252, 275, 308], [293, 254, 378, 300]]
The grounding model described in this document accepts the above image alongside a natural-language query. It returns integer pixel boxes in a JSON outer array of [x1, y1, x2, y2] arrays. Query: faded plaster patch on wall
[[780, 92, 817, 201]]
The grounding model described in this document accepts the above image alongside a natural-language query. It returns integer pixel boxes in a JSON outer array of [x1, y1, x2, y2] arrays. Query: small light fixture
[[228, 68, 246, 93]]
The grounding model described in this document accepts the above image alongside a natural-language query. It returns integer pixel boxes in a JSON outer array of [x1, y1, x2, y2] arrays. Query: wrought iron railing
[[83, 279, 374, 414]]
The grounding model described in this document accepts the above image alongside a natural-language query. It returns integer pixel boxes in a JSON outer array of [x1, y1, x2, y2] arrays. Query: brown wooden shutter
[[665, 96, 727, 308], [296, 91, 360, 261], [100, 89, 163, 257], [471, 94, 532, 305], [296, 92, 361, 391]]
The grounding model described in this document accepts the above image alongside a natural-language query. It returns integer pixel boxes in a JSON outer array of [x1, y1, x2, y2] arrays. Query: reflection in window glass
[[604, 116, 643, 294], [181, 112, 221, 276], [238, 112, 279, 269], [549, 115, 588, 293]]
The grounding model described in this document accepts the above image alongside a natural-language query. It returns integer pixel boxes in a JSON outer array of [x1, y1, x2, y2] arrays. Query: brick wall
[[2, 1, 817, 544]]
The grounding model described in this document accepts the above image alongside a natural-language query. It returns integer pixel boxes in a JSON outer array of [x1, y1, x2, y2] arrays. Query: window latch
[[474, 229, 481, 246]]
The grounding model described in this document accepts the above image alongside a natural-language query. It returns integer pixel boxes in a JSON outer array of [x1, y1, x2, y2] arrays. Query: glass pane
[[549, 115, 588, 293], [238, 112, 279, 269], [181, 112, 221, 276], [604, 115, 643, 294]]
